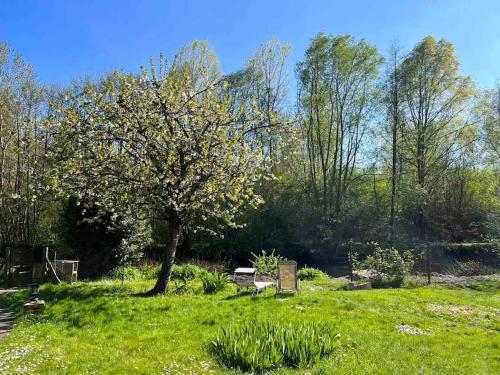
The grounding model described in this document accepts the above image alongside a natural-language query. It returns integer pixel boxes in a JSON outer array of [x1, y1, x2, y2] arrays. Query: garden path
[[0, 289, 16, 343]]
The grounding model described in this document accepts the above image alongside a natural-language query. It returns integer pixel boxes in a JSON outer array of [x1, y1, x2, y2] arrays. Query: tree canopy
[[51, 42, 266, 293]]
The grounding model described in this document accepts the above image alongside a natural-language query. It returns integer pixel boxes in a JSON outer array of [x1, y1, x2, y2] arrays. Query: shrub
[[446, 260, 495, 276], [140, 263, 160, 280], [108, 264, 162, 281], [169, 264, 204, 294], [209, 321, 338, 373], [251, 250, 285, 278], [171, 264, 203, 281], [297, 267, 328, 281], [361, 247, 415, 288], [108, 266, 142, 281], [200, 271, 228, 294]]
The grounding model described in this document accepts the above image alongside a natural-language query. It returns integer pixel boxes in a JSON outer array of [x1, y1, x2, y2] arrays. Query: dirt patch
[[428, 304, 477, 316], [397, 323, 431, 335], [427, 273, 500, 284], [427, 303, 499, 318]]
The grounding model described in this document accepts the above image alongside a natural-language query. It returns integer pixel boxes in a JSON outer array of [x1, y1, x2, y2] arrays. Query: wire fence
[[299, 242, 499, 283]]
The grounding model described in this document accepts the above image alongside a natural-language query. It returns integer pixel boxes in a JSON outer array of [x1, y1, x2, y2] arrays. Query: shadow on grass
[[40, 283, 133, 303], [223, 290, 257, 300], [0, 288, 29, 316], [223, 289, 299, 301]]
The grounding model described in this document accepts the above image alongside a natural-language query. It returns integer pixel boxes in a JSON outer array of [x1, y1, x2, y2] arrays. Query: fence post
[[348, 241, 353, 282], [5, 247, 11, 286], [427, 243, 431, 285]]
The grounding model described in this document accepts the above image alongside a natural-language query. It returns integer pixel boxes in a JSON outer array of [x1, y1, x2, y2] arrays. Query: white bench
[[233, 267, 274, 294]]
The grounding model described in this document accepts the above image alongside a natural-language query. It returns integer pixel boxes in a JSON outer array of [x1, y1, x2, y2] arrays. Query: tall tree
[[398, 36, 475, 238], [384, 45, 403, 242], [51, 42, 266, 294], [297, 34, 382, 215], [483, 84, 500, 162], [228, 37, 291, 163], [0, 41, 48, 248]]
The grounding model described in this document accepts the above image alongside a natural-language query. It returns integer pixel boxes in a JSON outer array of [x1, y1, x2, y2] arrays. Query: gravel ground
[[333, 272, 500, 285], [0, 288, 21, 343], [418, 273, 500, 284]]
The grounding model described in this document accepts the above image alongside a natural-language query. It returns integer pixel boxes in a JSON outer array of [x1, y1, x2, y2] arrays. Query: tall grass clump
[[200, 271, 228, 294], [140, 263, 161, 280], [170, 263, 204, 293], [108, 266, 143, 281], [170, 263, 204, 280], [209, 321, 338, 373], [297, 267, 328, 281]]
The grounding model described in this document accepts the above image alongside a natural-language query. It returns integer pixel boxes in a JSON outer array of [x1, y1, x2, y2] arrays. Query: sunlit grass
[[0, 277, 499, 374]]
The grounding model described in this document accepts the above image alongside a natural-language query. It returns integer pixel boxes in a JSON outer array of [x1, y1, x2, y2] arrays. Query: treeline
[[0, 35, 498, 276]]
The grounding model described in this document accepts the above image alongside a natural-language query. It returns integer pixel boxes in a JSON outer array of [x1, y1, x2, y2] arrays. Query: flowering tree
[[51, 42, 265, 294]]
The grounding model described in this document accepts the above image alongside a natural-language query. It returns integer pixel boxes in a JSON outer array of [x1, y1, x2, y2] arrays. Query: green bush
[[140, 263, 160, 280], [169, 264, 203, 294], [108, 266, 143, 280], [171, 263, 203, 281], [361, 247, 415, 288], [297, 267, 328, 281], [108, 264, 162, 281], [251, 250, 285, 278], [200, 271, 228, 294], [210, 321, 338, 373]]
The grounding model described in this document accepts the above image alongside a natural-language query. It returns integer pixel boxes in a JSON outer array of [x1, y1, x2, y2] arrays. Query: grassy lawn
[[0, 278, 499, 374]]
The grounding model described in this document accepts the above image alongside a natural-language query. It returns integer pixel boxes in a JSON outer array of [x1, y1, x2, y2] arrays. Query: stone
[[23, 300, 45, 314], [347, 282, 372, 290]]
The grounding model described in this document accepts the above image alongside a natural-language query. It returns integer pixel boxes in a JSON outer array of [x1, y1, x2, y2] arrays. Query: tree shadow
[[40, 283, 132, 303], [223, 290, 257, 300]]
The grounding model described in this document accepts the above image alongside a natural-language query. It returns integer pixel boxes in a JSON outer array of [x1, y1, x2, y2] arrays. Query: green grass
[[0, 277, 499, 374]]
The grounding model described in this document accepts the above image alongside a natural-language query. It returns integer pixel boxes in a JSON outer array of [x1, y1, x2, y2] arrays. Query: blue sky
[[1, 0, 499, 90]]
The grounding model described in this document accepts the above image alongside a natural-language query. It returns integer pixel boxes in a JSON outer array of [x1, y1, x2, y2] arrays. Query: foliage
[[251, 249, 285, 278], [50, 41, 267, 293], [0, 42, 52, 248], [397, 36, 475, 237], [297, 267, 328, 281], [360, 247, 415, 287], [296, 33, 383, 215], [51, 42, 265, 235], [482, 84, 500, 161], [445, 260, 496, 276], [227, 37, 291, 161], [139, 263, 161, 280], [108, 266, 143, 281], [170, 263, 204, 281], [1, 35, 499, 286], [107, 263, 208, 285], [59, 196, 129, 278], [200, 271, 228, 294], [170, 263, 204, 294], [209, 320, 338, 373]]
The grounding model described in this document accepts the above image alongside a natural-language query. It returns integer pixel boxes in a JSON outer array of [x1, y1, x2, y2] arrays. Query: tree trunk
[[389, 49, 399, 243], [416, 129, 426, 239], [147, 213, 182, 295]]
